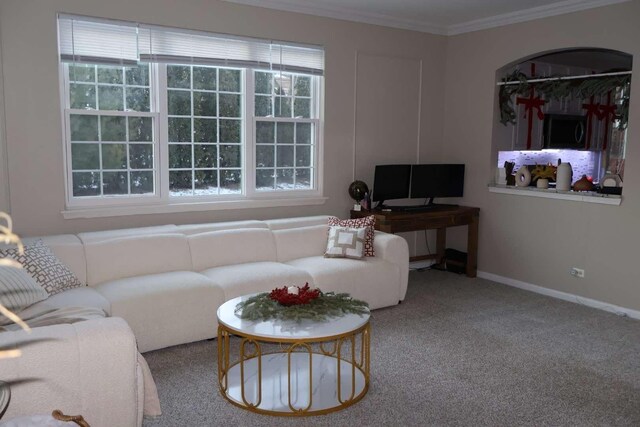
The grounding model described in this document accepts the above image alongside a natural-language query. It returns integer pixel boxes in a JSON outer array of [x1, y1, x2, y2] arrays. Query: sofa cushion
[[176, 220, 268, 235], [16, 286, 111, 319], [199, 262, 313, 301], [265, 215, 331, 230], [84, 234, 191, 286], [272, 224, 329, 262], [78, 224, 179, 244], [188, 229, 277, 271], [0, 239, 83, 295], [286, 256, 401, 310], [0, 266, 49, 324], [95, 271, 225, 352]]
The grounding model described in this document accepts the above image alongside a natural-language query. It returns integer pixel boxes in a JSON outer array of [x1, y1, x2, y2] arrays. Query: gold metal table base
[[217, 322, 370, 416]]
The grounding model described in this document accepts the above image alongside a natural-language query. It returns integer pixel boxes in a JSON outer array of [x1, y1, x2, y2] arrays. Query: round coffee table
[[216, 295, 370, 416]]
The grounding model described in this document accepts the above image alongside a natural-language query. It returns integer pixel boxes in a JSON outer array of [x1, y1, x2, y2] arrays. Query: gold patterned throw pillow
[[0, 240, 83, 296], [327, 215, 375, 256], [324, 226, 366, 259]]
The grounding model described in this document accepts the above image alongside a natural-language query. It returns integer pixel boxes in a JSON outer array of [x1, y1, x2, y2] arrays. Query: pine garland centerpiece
[[234, 283, 369, 322]]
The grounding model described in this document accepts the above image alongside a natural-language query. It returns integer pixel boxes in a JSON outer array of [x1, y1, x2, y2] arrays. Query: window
[[58, 15, 324, 209]]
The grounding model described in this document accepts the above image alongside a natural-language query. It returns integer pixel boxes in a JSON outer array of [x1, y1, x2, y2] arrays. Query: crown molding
[[447, 0, 632, 35], [221, 0, 631, 36], [220, 0, 448, 35]]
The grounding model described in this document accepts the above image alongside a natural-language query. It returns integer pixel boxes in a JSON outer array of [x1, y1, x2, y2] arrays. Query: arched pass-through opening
[[490, 48, 632, 202]]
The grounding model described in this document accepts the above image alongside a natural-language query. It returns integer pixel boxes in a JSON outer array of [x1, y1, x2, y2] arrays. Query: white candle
[[287, 286, 299, 295]]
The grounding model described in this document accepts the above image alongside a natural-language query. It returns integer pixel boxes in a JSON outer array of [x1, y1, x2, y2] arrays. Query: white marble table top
[[217, 294, 370, 340]]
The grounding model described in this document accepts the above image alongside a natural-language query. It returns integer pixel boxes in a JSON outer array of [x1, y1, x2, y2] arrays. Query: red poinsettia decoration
[[269, 283, 320, 306]]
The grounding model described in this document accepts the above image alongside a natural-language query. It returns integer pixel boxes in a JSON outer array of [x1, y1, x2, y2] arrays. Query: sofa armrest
[[373, 231, 410, 301], [0, 317, 140, 427]]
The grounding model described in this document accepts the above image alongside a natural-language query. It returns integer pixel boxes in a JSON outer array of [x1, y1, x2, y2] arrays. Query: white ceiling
[[221, 0, 631, 35]]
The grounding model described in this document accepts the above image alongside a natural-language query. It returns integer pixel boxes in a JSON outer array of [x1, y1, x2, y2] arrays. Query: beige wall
[[0, 0, 445, 236], [443, 1, 640, 311]]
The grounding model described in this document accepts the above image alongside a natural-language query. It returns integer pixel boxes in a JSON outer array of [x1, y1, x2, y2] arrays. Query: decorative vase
[[573, 175, 594, 192], [515, 166, 531, 187], [536, 178, 549, 189], [556, 162, 573, 191]]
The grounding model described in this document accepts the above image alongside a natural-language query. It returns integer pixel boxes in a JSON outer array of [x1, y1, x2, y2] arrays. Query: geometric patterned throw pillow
[[328, 215, 375, 256], [0, 239, 83, 296], [324, 226, 366, 259]]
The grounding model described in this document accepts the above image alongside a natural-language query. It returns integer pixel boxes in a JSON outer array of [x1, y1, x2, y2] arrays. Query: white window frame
[[60, 62, 325, 215]]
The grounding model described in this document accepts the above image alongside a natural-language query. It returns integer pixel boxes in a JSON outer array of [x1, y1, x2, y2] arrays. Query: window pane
[[102, 171, 128, 195], [220, 119, 240, 143], [219, 94, 240, 117], [255, 72, 273, 94], [256, 122, 275, 144], [193, 67, 216, 90], [194, 118, 217, 143], [296, 145, 311, 167], [128, 117, 153, 142], [169, 170, 193, 194], [102, 144, 127, 169], [295, 168, 312, 189], [274, 97, 292, 117], [70, 84, 96, 109], [220, 169, 241, 194], [276, 146, 294, 167], [167, 65, 191, 89], [168, 118, 192, 142], [70, 115, 98, 141], [71, 143, 99, 170], [72, 172, 100, 196], [274, 74, 292, 96], [294, 98, 310, 118], [219, 69, 240, 92], [194, 144, 217, 168], [194, 170, 217, 194], [167, 90, 191, 116], [219, 145, 240, 168], [294, 75, 311, 97], [98, 86, 124, 110], [256, 169, 275, 190], [126, 65, 149, 86], [194, 91, 217, 117], [69, 65, 95, 83], [276, 122, 294, 144], [256, 145, 274, 167], [169, 144, 192, 168], [255, 95, 272, 117], [296, 123, 311, 144], [276, 169, 294, 189], [129, 144, 153, 169], [100, 116, 126, 141], [126, 87, 150, 112], [97, 67, 123, 84], [130, 171, 154, 194]]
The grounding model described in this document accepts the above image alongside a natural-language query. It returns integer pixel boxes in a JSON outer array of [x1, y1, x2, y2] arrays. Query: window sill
[[62, 196, 328, 219], [488, 185, 621, 205]]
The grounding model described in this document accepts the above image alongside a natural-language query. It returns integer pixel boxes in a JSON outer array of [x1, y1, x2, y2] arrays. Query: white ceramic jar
[[556, 162, 573, 191]]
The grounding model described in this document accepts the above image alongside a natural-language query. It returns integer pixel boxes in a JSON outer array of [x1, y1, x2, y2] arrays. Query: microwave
[[543, 114, 587, 149]]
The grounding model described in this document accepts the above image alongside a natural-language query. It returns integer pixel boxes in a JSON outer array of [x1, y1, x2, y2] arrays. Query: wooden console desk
[[351, 205, 480, 277]]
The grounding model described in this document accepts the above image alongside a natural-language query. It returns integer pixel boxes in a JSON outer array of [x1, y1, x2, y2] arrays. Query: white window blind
[[58, 14, 324, 75]]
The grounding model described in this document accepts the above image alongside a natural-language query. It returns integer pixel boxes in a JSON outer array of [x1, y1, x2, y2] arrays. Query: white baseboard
[[477, 271, 640, 320]]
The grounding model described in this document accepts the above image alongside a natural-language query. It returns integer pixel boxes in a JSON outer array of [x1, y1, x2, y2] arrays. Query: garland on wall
[[498, 69, 632, 130]]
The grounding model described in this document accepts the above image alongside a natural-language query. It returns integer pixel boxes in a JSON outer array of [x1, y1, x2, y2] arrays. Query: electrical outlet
[[570, 267, 585, 278]]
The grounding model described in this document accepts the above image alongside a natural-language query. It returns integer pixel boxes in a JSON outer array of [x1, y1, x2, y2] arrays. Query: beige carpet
[[143, 270, 640, 426]]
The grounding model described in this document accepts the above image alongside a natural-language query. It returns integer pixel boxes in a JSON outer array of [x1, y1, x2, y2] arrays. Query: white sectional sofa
[[0, 215, 409, 425]]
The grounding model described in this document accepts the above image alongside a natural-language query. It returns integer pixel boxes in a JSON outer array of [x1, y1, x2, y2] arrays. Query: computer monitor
[[372, 164, 411, 205], [410, 164, 465, 204]]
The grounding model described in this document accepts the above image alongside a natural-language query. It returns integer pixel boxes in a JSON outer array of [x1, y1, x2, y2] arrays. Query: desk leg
[[466, 214, 479, 278], [436, 228, 446, 266]]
